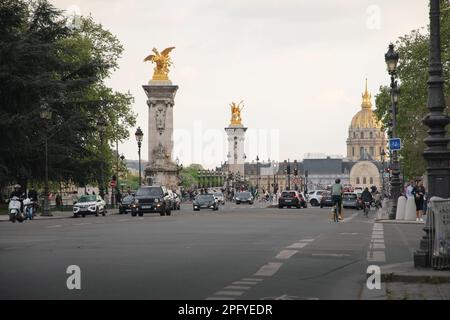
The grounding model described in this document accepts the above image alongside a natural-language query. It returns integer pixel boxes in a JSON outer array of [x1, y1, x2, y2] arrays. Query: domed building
[[346, 79, 387, 162]]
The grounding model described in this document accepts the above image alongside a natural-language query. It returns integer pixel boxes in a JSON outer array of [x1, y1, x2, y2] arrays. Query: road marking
[[275, 250, 298, 259], [287, 242, 307, 249], [311, 253, 350, 257], [118, 219, 130, 222], [232, 281, 258, 285], [224, 285, 251, 290], [342, 212, 358, 222], [73, 222, 91, 226], [372, 231, 384, 235], [242, 278, 263, 282], [371, 234, 384, 239], [339, 233, 360, 235], [367, 251, 386, 262], [372, 239, 384, 243], [215, 291, 244, 297], [206, 297, 236, 300], [371, 243, 386, 249], [298, 239, 315, 242], [254, 262, 283, 277], [47, 225, 62, 228]]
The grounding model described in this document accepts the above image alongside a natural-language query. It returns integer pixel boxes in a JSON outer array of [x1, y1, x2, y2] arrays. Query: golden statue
[[144, 47, 175, 81], [230, 100, 244, 125]]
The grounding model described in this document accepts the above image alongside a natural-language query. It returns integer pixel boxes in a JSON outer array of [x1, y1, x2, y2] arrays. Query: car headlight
[[236, 197, 240, 200], [154, 198, 159, 203], [88, 206, 96, 211]]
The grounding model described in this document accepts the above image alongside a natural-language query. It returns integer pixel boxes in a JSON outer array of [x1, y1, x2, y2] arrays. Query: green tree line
[[0, 0, 136, 191]]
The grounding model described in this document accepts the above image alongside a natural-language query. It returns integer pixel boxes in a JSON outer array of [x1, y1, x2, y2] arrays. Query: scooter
[[8, 196, 25, 223], [23, 197, 36, 220]]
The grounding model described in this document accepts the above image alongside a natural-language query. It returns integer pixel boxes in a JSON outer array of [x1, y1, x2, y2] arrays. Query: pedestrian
[[405, 180, 415, 199], [115, 188, 122, 204], [413, 180, 426, 222], [331, 178, 344, 220], [28, 186, 38, 202], [55, 193, 62, 209]]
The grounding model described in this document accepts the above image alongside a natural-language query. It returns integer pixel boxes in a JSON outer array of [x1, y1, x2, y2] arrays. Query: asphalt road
[[0, 202, 421, 300]]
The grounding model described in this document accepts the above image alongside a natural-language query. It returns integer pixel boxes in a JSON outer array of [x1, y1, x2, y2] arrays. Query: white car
[[213, 192, 225, 205], [73, 194, 106, 217], [307, 190, 326, 207]]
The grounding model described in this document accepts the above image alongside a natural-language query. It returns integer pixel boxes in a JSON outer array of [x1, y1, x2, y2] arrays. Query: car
[[278, 191, 307, 208], [73, 195, 106, 218], [320, 191, 333, 208], [119, 194, 135, 214], [173, 192, 181, 210], [307, 190, 326, 207], [131, 186, 172, 217], [342, 192, 360, 210], [213, 192, 225, 205], [167, 190, 179, 210], [193, 194, 219, 211], [235, 191, 254, 204]]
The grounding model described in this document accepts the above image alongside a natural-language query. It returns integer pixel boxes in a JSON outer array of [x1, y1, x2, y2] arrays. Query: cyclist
[[331, 178, 343, 221], [361, 187, 373, 216]]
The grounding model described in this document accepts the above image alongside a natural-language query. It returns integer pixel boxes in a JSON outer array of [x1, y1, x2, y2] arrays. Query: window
[[353, 132, 356, 138], [370, 177, 374, 184], [356, 177, 360, 184], [369, 132, 373, 139], [360, 147, 364, 156], [370, 147, 374, 156], [352, 147, 355, 156], [363, 177, 367, 184], [361, 132, 364, 139]]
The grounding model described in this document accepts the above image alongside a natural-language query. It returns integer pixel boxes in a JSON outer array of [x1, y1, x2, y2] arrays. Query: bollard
[[404, 197, 417, 221], [396, 196, 407, 220]]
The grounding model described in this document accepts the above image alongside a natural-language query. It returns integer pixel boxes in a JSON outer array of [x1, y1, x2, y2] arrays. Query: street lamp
[[98, 117, 107, 199], [284, 159, 291, 190], [40, 102, 53, 216], [414, 0, 450, 269], [256, 156, 260, 191], [135, 127, 144, 187], [380, 149, 386, 197], [385, 43, 401, 220]]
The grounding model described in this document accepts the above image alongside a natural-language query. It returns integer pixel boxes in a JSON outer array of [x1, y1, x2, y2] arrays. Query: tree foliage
[[374, 0, 450, 180], [0, 0, 136, 189]]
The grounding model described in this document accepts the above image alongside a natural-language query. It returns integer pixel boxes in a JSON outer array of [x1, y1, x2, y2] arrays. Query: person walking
[[405, 180, 415, 199], [413, 180, 426, 222], [331, 178, 344, 221]]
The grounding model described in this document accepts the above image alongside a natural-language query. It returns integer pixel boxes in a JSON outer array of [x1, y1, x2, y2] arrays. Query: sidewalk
[[0, 208, 119, 222]]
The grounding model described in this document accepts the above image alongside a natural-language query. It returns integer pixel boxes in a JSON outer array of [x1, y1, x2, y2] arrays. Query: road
[[0, 202, 421, 300]]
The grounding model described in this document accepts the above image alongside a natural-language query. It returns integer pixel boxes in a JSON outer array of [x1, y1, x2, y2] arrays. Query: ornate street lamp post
[[40, 103, 53, 216], [98, 117, 107, 199], [385, 43, 401, 220], [135, 127, 144, 187], [380, 149, 386, 198], [414, 0, 450, 268]]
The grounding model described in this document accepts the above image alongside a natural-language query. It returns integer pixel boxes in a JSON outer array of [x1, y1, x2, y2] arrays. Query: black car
[[131, 186, 172, 216], [320, 191, 333, 208], [278, 191, 307, 209], [193, 194, 219, 211], [235, 192, 254, 204], [119, 195, 135, 214]]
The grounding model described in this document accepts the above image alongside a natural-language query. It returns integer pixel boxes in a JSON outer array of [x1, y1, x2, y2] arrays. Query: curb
[[380, 262, 450, 284], [0, 212, 120, 223], [375, 219, 425, 225]]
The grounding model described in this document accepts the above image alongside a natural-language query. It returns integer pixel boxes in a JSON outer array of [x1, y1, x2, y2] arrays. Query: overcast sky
[[52, 0, 429, 168]]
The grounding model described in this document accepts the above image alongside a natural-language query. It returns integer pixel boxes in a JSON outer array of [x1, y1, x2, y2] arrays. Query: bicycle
[[331, 203, 339, 222], [363, 201, 370, 217]]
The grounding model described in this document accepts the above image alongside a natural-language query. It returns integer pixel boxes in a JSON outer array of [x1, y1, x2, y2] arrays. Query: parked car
[[307, 190, 326, 207], [73, 195, 106, 217], [119, 194, 135, 214], [131, 186, 172, 216], [213, 192, 225, 205], [235, 191, 254, 204], [320, 191, 333, 208], [193, 194, 219, 211], [342, 192, 360, 210], [278, 191, 307, 209]]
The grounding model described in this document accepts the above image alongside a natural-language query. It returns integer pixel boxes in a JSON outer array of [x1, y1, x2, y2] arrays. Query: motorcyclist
[[361, 187, 373, 211], [9, 184, 24, 212]]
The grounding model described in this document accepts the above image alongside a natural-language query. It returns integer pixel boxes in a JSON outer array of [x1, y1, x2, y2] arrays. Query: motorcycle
[[23, 197, 36, 220], [8, 196, 25, 223]]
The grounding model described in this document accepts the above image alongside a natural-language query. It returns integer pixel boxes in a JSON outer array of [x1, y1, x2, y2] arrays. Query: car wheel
[[297, 205, 301, 209], [95, 209, 99, 217], [160, 211, 166, 216], [82, 214, 86, 218], [138, 213, 144, 217], [131, 212, 137, 217], [310, 199, 318, 207], [102, 207, 106, 216], [119, 210, 123, 215], [278, 205, 283, 208], [236, 202, 240, 205]]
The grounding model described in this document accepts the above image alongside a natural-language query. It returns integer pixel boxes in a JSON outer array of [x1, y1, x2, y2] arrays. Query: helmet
[[335, 178, 340, 183]]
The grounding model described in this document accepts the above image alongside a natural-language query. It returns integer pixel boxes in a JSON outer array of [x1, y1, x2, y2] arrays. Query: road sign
[[110, 180, 117, 188], [389, 138, 401, 151]]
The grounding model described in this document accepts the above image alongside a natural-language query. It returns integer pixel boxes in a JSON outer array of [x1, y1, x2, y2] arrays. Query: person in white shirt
[[405, 181, 415, 199]]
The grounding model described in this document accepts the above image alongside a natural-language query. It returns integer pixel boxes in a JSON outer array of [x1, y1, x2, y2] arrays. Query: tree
[[0, 0, 136, 190], [179, 164, 203, 189], [374, 0, 450, 180]]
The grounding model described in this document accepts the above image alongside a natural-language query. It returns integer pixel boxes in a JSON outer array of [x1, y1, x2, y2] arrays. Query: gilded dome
[[350, 79, 382, 129]]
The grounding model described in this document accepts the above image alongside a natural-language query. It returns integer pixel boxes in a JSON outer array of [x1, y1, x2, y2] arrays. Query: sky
[[51, 0, 430, 168]]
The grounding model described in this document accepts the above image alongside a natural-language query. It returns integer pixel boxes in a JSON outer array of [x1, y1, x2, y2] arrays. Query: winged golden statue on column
[[144, 47, 175, 81], [230, 100, 244, 126]]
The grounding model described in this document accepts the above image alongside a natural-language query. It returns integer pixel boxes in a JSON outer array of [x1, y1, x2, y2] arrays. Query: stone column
[[225, 125, 247, 177], [143, 81, 180, 189]]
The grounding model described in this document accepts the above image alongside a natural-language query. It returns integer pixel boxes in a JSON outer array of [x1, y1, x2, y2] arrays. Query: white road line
[[371, 234, 384, 239], [224, 285, 251, 290], [311, 253, 350, 257], [371, 243, 386, 249], [287, 242, 307, 249], [342, 212, 358, 222], [232, 281, 258, 285], [367, 251, 386, 262], [117, 219, 130, 222], [206, 297, 236, 300], [215, 291, 244, 297], [372, 231, 384, 235], [372, 239, 385, 243], [275, 250, 298, 260], [242, 278, 263, 282], [73, 222, 91, 226], [298, 239, 315, 242], [339, 233, 360, 235], [254, 262, 283, 277], [47, 225, 62, 228]]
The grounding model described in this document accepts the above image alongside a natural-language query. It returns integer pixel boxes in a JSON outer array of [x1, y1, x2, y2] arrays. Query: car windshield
[[238, 192, 251, 197], [122, 195, 134, 202], [78, 195, 96, 202], [197, 195, 214, 201], [136, 187, 163, 197]]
